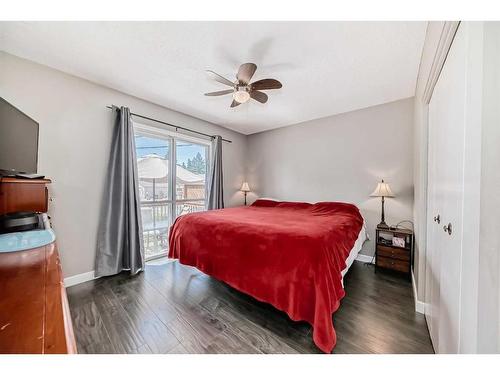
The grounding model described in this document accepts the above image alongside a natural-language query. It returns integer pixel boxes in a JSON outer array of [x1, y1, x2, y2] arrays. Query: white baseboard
[[355, 253, 374, 263], [412, 270, 425, 314], [64, 270, 96, 288]]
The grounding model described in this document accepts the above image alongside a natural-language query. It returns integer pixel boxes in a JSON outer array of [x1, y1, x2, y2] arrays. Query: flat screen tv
[[0, 97, 39, 175]]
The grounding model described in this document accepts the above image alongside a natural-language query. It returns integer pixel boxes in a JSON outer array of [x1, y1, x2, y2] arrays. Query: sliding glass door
[[175, 140, 208, 217], [134, 124, 210, 260]]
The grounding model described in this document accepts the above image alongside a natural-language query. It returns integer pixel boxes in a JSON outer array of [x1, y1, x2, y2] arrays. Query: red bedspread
[[168, 199, 364, 353]]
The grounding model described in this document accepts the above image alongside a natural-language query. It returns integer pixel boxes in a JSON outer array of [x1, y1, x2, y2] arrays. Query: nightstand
[[375, 227, 414, 280]]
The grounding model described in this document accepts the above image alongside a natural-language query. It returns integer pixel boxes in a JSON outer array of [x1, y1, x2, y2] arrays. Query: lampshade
[[370, 180, 394, 197], [240, 182, 250, 192]]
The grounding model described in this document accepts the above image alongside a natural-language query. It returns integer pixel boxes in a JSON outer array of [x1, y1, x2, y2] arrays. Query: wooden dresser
[[0, 240, 76, 353], [375, 227, 414, 280], [0, 177, 77, 354]]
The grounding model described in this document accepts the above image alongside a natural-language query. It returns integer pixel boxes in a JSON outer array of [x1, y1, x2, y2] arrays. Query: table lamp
[[370, 179, 394, 229], [240, 182, 250, 206]]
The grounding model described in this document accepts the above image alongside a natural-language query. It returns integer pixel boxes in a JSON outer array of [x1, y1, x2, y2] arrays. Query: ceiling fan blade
[[250, 78, 282, 91], [237, 63, 257, 85], [230, 100, 241, 108], [206, 70, 235, 87], [250, 90, 268, 104], [204, 89, 234, 96]]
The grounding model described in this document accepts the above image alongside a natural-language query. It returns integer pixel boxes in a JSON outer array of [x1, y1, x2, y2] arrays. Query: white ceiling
[[0, 22, 426, 135]]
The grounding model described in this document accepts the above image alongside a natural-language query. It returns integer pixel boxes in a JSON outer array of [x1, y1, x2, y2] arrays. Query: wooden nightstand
[[375, 227, 414, 280]]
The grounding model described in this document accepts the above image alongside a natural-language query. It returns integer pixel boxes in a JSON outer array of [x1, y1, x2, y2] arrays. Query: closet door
[[427, 24, 467, 353]]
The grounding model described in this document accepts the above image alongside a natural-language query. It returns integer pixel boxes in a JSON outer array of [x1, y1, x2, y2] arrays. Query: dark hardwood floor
[[67, 260, 434, 354]]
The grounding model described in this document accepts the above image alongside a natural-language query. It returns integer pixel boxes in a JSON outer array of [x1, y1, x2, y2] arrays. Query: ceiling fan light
[[233, 90, 250, 104]]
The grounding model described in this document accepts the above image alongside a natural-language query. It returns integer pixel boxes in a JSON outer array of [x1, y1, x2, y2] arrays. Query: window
[[134, 124, 210, 260], [175, 140, 208, 217]]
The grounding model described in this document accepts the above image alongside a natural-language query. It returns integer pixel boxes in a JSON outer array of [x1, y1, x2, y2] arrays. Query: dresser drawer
[[377, 245, 410, 261], [376, 256, 409, 273]]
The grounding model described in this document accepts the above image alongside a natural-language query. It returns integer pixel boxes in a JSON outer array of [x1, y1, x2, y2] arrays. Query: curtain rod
[[106, 105, 232, 143]]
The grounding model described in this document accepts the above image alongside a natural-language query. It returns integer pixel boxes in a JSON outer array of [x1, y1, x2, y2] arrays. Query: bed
[[168, 199, 366, 353]]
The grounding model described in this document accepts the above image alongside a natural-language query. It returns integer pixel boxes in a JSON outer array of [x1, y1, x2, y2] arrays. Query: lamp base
[[377, 222, 390, 229]]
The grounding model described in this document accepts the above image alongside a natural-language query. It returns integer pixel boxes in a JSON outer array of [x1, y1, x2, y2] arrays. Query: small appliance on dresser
[[375, 226, 414, 280]]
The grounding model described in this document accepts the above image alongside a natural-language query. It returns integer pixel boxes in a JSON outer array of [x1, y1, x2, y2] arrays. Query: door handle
[[443, 223, 452, 235], [433, 214, 441, 224]]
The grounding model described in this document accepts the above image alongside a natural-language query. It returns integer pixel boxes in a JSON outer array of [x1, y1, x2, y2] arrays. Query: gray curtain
[[95, 106, 144, 277], [207, 135, 224, 210]]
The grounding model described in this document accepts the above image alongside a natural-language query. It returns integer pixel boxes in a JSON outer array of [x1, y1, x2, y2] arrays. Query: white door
[[134, 125, 211, 260], [426, 24, 467, 353]]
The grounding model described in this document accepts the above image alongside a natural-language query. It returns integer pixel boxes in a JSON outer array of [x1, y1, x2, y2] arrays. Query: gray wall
[[0, 52, 247, 278], [247, 98, 414, 257]]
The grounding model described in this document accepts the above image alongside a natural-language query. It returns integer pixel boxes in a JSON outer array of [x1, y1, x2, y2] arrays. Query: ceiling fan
[[205, 63, 282, 108]]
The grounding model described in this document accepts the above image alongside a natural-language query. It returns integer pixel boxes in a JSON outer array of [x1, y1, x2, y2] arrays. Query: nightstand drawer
[[377, 245, 410, 261], [376, 256, 409, 273]]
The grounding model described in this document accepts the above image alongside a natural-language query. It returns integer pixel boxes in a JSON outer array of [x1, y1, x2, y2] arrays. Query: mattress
[[341, 221, 368, 283]]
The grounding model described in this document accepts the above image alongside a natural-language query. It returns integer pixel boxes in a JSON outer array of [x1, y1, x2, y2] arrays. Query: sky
[[135, 135, 207, 166]]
